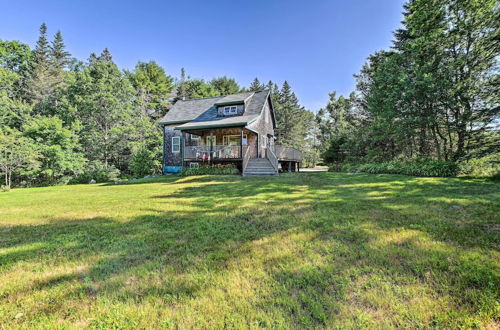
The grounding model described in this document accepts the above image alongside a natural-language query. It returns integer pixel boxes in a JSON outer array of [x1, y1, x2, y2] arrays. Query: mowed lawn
[[0, 173, 498, 328]]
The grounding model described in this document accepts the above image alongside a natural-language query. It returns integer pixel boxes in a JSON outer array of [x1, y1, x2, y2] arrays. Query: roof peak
[[179, 89, 268, 102]]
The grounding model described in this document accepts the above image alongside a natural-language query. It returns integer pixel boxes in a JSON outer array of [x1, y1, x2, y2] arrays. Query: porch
[[179, 127, 258, 166]]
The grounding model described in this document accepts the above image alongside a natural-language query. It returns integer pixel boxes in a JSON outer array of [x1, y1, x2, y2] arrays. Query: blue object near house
[[164, 166, 183, 174]]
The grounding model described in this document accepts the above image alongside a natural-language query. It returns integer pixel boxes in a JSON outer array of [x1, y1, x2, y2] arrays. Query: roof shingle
[[160, 90, 270, 130]]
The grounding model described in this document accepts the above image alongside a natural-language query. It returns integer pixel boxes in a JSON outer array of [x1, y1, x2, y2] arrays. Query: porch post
[[210, 131, 214, 164], [181, 131, 185, 168], [240, 128, 243, 158]]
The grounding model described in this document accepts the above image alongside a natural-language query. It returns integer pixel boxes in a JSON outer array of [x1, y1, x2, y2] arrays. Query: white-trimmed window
[[223, 134, 247, 146], [172, 136, 180, 152], [262, 135, 267, 148], [223, 106, 238, 115]]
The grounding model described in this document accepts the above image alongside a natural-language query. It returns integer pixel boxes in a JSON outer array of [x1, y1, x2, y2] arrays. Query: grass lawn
[[0, 172, 499, 328]]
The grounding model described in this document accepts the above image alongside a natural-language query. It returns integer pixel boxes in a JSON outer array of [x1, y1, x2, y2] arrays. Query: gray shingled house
[[159, 90, 301, 176]]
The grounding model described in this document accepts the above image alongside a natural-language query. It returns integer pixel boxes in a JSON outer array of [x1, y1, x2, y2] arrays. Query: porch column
[[210, 131, 214, 164], [181, 131, 185, 167], [240, 128, 243, 158]]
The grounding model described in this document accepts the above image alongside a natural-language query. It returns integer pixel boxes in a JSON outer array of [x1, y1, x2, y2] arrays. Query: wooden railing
[[266, 146, 279, 172], [275, 145, 302, 161], [184, 145, 242, 160], [242, 145, 251, 172]]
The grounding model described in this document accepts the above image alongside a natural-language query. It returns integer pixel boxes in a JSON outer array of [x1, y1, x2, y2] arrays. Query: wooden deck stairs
[[243, 158, 278, 176]]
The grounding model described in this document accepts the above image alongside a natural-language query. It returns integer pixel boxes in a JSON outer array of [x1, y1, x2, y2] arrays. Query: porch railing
[[184, 145, 242, 160], [242, 145, 251, 172], [266, 146, 279, 172], [275, 145, 302, 161]]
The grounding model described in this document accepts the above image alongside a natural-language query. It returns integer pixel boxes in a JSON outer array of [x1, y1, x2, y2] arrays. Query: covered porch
[[178, 126, 259, 166]]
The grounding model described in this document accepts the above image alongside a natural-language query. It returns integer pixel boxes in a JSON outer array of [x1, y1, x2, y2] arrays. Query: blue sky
[[0, 0, 405, 111]]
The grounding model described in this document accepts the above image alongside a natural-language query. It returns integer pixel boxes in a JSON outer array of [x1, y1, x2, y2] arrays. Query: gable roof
[[160, 90, 271, 130]]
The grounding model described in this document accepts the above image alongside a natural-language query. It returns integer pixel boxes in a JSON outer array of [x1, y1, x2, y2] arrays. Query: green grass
[[0, 173, 499, 328]]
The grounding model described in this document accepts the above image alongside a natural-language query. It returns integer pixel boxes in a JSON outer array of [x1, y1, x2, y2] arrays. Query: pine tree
[[274, 81, 310, 150], [248, 77, 263, 91], [50, 31, 70, 72], [33, 23, 50, 69], [176, 67, 187, 100], [25, 23, 52, 104]]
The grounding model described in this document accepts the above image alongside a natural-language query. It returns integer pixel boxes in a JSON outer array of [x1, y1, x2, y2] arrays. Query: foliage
[[23, 116, 86, 185], [71, 49, 138, 169], [125, 61, 174, 119], [248, 77, 264, 91], [459, 153, 500, 178], [69, 160, 120, 184], [0, 127, 40, 187], [0, 173, 498, 328], [179, 164, 239, 176], [318, 0, 499, 166], [335, 159, 460, 177], [129, 145, 161, 177], [209, 76, 241, 95]]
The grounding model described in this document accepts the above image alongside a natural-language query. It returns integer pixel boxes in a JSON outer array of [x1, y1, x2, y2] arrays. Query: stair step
[[243, 173, 278, 176]]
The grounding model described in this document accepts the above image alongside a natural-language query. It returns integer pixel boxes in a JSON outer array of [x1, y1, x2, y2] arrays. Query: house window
[[190, 134, 200, 146], [223, 106, 238, 115], [223, 134, 247, 146], [205, 136, 217, 146], [262, 135, 267, 148], [172, 136, 180, 152]]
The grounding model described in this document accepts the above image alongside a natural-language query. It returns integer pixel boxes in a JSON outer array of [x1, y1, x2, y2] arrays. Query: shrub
[[459, 154, 500, 178], [179, 164, 240, 176], [69, 161, 121, 184], [352, 159, 459, 177], [129, 146, 161, 177], [1, 185, 11, 192]]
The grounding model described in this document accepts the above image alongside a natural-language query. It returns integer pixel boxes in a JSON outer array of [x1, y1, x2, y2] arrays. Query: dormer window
[[223, 106, 238, 115]]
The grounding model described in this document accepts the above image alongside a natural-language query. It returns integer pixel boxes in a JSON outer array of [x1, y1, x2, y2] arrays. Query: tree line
[[0, 24, 314, 188], [316, 0, 498, 172]]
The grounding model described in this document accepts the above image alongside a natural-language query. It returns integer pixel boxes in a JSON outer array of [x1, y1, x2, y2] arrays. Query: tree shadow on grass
[[0, 172, 498, 326]]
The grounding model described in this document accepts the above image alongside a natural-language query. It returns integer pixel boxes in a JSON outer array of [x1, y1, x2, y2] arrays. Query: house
[[159, 90, 301, 176]]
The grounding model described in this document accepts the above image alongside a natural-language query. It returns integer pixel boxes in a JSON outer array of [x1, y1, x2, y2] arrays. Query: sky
[[0, 0, 405, 111]]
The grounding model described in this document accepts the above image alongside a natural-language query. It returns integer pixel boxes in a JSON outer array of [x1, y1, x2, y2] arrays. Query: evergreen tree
[[248, 77, 264, 91], [25, 23, 52, 104], [274, 81, 310, 150], [50, 31, 70, 72], [175, 67, 187, 100]]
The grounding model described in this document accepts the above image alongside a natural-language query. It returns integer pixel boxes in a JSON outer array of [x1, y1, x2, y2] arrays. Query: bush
[[1, 185, 11, 192], [338, 158, 459, 177], [179, 164, 240, 176], [129, 146, 161, 177], [69, 161, 121, 184], [459, 154, 500, 178]]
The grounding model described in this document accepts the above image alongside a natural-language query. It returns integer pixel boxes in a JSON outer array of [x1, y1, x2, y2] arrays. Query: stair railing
[[266, 141, 279, 173], [242, 145, 251, 173]]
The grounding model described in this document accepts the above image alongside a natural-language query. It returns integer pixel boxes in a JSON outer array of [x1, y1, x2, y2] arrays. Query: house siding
[[163, 124, 183, 172], [247, 98, 275, 157]]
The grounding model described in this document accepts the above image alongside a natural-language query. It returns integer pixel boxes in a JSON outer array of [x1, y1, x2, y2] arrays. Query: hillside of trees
[[316, 0, 499, 177], [0, 25, 315, 188]]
